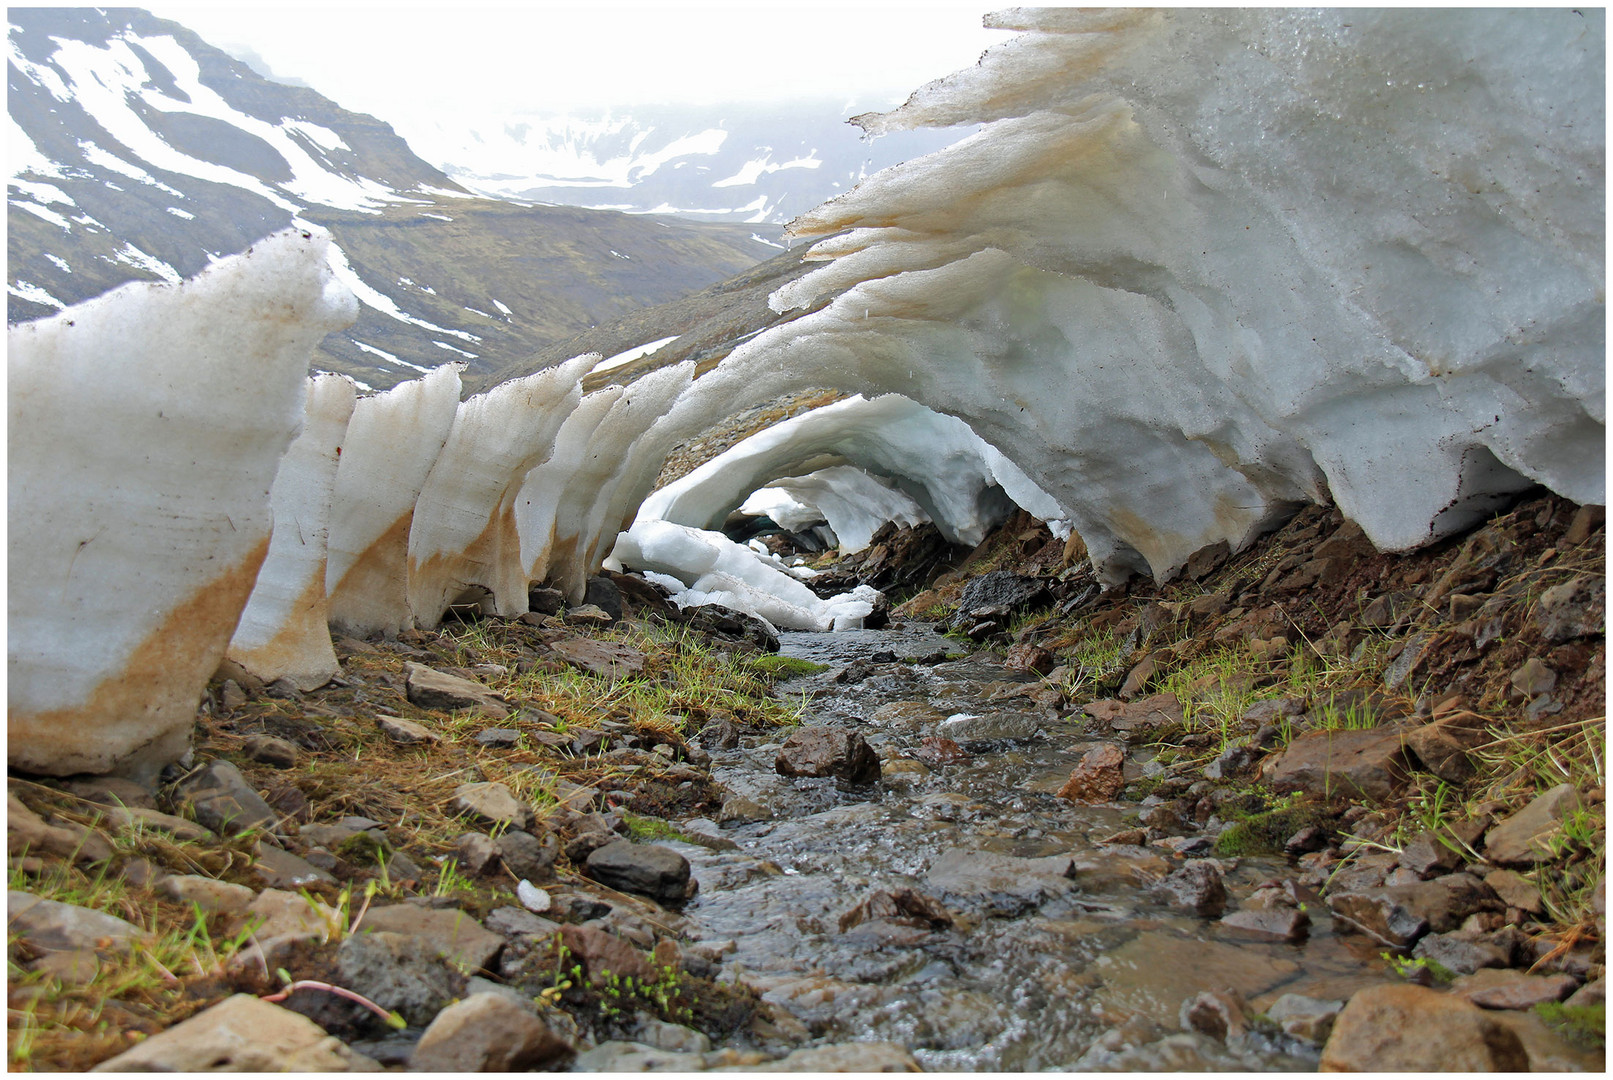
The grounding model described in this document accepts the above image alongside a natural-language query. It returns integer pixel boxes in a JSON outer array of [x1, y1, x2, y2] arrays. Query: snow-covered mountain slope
[[7, 7, 774, 390], [412, 103, 968, 225]]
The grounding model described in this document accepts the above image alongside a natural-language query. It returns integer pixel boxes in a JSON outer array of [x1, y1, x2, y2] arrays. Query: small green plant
[[622, 813, 695, 845], [745, 655, 830, 679], [1381, 951, 1455, 984], [596, 964, 693, 1025], [1534, 1001, 1604, 1050], [430, 858, 476, 897], [1213, 790, 1323, 857]]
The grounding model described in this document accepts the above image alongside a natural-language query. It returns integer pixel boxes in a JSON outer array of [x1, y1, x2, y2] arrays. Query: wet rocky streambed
[[637, 626, 1405, 1071]]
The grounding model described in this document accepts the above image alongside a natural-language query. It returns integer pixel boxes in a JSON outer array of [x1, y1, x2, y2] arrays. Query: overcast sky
[[145, 2, 1006, 123]]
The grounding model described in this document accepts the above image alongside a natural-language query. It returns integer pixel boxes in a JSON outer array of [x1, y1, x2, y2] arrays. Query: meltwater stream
[[664, 627, 1392, 1070]]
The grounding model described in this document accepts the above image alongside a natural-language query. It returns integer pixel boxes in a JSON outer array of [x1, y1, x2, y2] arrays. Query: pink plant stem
[[261, 980, 398, 1025]]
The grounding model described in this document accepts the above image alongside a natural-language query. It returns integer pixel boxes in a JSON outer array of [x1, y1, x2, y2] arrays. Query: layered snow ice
[[8, 226, 356, 776], [7, 9, 1603, 777]]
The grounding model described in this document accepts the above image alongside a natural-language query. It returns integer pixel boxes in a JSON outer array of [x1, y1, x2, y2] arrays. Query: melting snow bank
[[610, 520, 881, 632], [8, 226, 357, 777]]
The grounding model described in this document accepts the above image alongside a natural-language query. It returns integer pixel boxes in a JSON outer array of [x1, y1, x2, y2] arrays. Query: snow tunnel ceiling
[[632, 6, 1603, 584]]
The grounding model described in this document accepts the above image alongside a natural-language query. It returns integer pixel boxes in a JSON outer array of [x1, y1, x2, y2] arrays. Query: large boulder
[[584, 840, 695, 905], [1263, 726, 1414, 802], [1319, 983, 1528, 1071]]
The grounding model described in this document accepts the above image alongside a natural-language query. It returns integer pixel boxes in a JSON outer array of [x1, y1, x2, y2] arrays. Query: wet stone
[[1154, 859, 1227, 917], [1220, 906, 1310, 942], [584, 840, 694, 905], [925, 848, 1078, 917], [775, 727, 881, 784], [1056, 743, 1126, 803], [1319, 983, 1529, 1071], [1411, 931, 1511, 976]]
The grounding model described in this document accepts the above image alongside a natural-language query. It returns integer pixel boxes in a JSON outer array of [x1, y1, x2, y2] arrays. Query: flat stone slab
[[1263, 725, 1414, 802], [376, 714, 439, 744], [924, 847, 1079, 917], [1484, 784, 1583, 866], [89, 994, 378, 1072], [8, 890, 145, 953], [453, 782, 535, 831], [404, 662, 510, 719], [1454, 968, 1579, 1010], [1091, 931, 1299, 1029], [358, 904, 506, 974], [549, 638, 646, 680]]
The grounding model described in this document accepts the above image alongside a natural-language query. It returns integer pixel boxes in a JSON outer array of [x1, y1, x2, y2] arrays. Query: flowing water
[[668, 627, 1390, 1070]]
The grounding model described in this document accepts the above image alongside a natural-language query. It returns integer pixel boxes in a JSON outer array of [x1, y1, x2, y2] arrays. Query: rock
[[1533, 575, 1605, 642], [1219, 906, 1310, 943], [1266, 993, 1343, 1044], [7, 795, 114, 865], [1327, 875, 1494, 947], [636, 1018, 710, 1054], [100, 804, 215, 842], [775, 727, 881, 784], [559, 923, 657, 986], [564, 603, 614, 627], [584, 575, 626, 620], [1402, 715, 1484, 784], [838, 887, 954, 932], [1564, 976, 1605, 1008], [251, 845, 337, 889], [404, 661, 510, 718], [1483, 869, 1545, 915], [455, 832, 501, 876], [243, 735, 299, 768], [916, 736, 970, 767], [496, 828, 559, 882], [484, 905, 561, 939], [698, 718, 742, 750], [528, 585, 565, 615], [1005, 643, 1055, 675], [1118, 653, 1161, 700], [357, 904, 506, 974], [1509, 657, 1558, 699], [453, 782, 535, 832], [1203, 741, 1259, 781], [1263, 726, 1413, 802], [516, 880, 552, 913], [1319, 983, 1529, 1071], [244, 888, 339, 941], [32, 948, 102, 986], [718, 795, 772, 822], [374, 713, 439, 745], [584, 840, 694, 905], [62, 775, 159, 810], [158, 875, 255, 914], [410, 991, 574, 1071], [549, 637, 647, 680], [89, 994, 378, 1072], [1056, 743, 1126, 803], [7, 889, 144, 953], [1484, 784, 1584, 866], [1091, 931, 1299, 1029], [1099, 693, 1186, 744], [753, 1041, 922, 1072], [948, 571, 1049, 631], [176, 759, 280, 836], [1411, 931, 1511, 975], [334, 930, 464, 1027], [924, 847, 1078, 917], [1180, 988, 1247, 1040], [473, 727, 521, 748], [1397, 820, 1486, 877], [1454, 968, 1579, 1010], [1154, 860, 1227, 917], [935, 711, 1044, 746]]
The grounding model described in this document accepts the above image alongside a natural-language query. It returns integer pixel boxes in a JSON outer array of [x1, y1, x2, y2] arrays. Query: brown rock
[[404, 662, 510, 718], [1106, 693, 1186, 744], [775, 728, 881, 784], [549, 638, 646, 680], [359, 904, 506, 974], [158, 875, 255, 914], [1483, 869, 1544, 915], [1154, 859, 1227, 917], [1220, 906, 1310, 943], [1055, 744, 1126, 803], [7, 795, 113, 865], [838, 887, 953, 933], [1005, 643, 1055, 675], [1263, 726, 1413, 802], [453, 782, 535, 832], [410, 992, 574, 1071], [1533, 575, 1605, 642], [915, 736, 969, 767], [1327, 874, 1494, 947], [1509, 658, 1557, 700], [1402, 716, 1482, 784], [243, 735, 299, 769], [1454, 968, 1579, 1010], [1484, 784, 1583, 866], [89, 994, 377, 1072], [559, 923, 656, 986], [1118, 653, 1161, 700], [1319, 983, 1528, 1071], [375, 713, 439, 745]]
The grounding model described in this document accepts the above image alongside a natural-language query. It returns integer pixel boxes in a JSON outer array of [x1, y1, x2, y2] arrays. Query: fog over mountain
[[6, 6, 799, 389]]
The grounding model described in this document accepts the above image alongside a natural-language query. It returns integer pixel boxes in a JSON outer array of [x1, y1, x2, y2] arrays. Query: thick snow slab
[[751, 8, 1603, 580], [8, 226, 356, 777], [228, 374, 357, 690], [325, 362, 462, 637]]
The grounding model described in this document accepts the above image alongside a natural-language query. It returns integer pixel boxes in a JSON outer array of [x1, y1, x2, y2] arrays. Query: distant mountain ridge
[[413, 102, 968, 224], [7, 7, 777, 390]]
